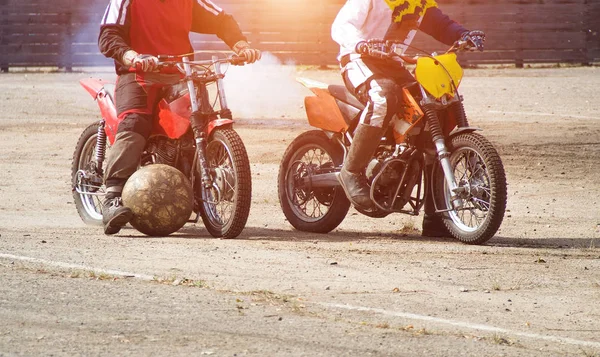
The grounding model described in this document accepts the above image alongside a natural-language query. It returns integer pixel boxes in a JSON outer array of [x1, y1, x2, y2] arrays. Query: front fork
[[421, 89, 469, 210], [183, 57, 213, 189]]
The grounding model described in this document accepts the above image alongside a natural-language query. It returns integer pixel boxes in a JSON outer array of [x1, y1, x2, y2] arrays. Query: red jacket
[[98, 0, 246, 74]]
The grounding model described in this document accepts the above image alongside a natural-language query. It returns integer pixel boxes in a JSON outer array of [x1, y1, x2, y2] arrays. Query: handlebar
[[132, 53, 248, 73], [355, 39, 418, 64], [354, 38, 476, 64], [156, 54, 247, 68]]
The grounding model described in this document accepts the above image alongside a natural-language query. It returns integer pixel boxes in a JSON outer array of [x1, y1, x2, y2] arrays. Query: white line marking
[[318, 303, 600, 349], [3, 253, 599, 349], [488, 110, 600, 120], [0, 253, 155, 280]]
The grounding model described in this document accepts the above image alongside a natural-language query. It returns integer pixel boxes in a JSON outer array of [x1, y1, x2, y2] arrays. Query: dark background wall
[[1, 0, 598, 71]]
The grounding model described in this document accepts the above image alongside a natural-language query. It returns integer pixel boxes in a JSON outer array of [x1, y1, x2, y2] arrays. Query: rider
[[331, 0, 485, 237], [98, 0, 261, 235]]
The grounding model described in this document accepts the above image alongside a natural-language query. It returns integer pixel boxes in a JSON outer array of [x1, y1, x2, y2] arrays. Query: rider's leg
[[102, 73, 155, 235], [102, 113, 152, 235], [338, 78, 400, 209], [338, 123, 383, 208]]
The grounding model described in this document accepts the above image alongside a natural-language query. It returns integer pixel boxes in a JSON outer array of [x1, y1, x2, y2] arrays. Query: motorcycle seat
[[328, 85, 365, 111]]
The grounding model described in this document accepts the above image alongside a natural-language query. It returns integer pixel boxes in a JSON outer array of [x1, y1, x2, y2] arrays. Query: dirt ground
[[0, 62, 599, 356]]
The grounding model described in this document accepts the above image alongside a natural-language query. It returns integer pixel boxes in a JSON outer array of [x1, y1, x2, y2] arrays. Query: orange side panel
[[400, 88, 424, 124], [304, 88, 348, 133], [393, 131, 406, 144], [393, 88, 425, 144]]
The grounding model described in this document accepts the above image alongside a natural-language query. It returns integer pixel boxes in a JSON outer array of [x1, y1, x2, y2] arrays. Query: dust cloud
[[222, 52, 307, 121]]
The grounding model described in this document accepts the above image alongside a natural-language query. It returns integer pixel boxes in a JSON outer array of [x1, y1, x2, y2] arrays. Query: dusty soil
[[0, 63, 599, 356]]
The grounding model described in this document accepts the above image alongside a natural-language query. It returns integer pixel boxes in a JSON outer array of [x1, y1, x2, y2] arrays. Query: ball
[[122, 164, 193, 236]]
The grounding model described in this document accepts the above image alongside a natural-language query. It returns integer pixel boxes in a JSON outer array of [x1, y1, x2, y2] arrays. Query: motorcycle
[[278, 39, 507, 245], [72, 54, 252, 238]]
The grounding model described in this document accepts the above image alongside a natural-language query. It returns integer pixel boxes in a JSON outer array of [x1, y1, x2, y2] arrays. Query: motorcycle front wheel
[[434, 132, 507, 245], [278, 130, 350, 233], [197, 128, 251, 239], [71, 121, 106, 225]]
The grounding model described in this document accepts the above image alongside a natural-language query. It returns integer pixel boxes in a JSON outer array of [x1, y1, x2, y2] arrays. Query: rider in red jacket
[[98, 0, 261, 235]]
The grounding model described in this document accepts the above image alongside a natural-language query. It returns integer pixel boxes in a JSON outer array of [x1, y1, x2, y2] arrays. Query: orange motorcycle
[[278, 39, 507, 244]]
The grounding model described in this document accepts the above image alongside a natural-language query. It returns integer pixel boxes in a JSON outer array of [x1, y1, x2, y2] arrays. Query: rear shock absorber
[[95, 120, 107, 174]]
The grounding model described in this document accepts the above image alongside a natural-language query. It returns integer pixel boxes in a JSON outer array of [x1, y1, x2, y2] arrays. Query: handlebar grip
[[229, 54, 246, 66]]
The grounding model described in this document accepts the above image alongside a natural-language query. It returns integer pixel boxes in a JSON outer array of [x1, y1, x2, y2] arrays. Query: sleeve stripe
[[101, 3, 111, 24], [101, 0, 130, 26], [196, 0, 222, 16]]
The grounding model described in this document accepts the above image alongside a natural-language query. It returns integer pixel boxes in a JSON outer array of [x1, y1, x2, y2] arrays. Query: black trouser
[[104, 72, 179, 196]]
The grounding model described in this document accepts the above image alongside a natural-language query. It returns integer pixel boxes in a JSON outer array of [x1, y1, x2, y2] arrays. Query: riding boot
[[102, 194, 133, 235], [337, 124, 383, 209], [422, 164, 452, 238], [102, 131, 146, 235]]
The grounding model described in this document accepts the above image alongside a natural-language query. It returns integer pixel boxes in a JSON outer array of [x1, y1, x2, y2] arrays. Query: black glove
[[461, 30, 486, 52], [355, 41, 369, 55]]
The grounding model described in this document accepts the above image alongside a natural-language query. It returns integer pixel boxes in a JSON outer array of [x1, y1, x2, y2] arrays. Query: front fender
[[448, 126, 481, 139], [207, 119, 234, 135]]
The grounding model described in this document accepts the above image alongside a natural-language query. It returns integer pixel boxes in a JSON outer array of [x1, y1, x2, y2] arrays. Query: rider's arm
[[331, 0, 372, 55], [98, 26, 131, 64], [419, 7, 468, 45], [190, 0, 247, 49], [98, 0, 132, 64]]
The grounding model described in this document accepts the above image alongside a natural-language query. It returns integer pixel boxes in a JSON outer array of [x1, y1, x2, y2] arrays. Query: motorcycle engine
[[365, 157, 382, 183], [368, 154, 422, 212], [143, 136, 179, 167]]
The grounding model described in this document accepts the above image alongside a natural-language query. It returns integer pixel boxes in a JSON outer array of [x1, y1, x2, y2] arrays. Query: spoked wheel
[[197, 128, 251, 239], [434, 132, 507, 244], [278, 130, 350, 233], [71, 121, 107, 225]]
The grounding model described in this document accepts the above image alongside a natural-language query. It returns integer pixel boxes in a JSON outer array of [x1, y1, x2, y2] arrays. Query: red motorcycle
[[72, 54, 252, 238]]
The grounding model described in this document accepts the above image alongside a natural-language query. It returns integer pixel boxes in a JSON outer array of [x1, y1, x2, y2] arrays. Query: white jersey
[[331, 0, 421, 60]]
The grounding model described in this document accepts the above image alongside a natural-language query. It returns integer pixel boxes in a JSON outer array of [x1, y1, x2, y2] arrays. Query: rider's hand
[[355, 41, 369, 55], [461, 30, 486, 52], [122, 50, 159, 72], [233, 41, 261, 64]]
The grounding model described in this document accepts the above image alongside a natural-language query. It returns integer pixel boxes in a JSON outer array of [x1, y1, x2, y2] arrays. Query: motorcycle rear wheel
[[278, 130, 350, 233], [197, 128, 251, 239], [434, 132, 507, 245], [71, 121, 106, 225]]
